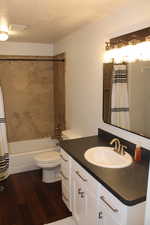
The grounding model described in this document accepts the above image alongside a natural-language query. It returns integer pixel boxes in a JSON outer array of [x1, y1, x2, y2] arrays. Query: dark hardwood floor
[[0, 170, 71, 225]]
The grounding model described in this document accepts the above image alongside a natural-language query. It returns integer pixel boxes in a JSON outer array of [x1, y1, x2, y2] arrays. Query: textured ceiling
[[0, 0, 124, 43]]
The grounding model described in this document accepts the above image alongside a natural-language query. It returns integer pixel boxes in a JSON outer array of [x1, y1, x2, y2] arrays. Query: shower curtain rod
[[0, 58, 65, 62]]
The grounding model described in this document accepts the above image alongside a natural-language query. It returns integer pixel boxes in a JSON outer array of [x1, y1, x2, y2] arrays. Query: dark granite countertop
[[60, 135, 149, 206]]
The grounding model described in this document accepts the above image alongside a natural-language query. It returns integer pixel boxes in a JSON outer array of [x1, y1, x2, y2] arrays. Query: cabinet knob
[[98, 211, 103, 219], [78, 188, 85, 198]]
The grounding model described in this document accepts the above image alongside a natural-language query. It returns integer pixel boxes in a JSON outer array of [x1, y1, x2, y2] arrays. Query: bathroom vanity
[[60, 131, 149, 225]]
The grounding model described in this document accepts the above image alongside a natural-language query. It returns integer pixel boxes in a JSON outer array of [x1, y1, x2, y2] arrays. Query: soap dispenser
[[134, 144, 142, 161]]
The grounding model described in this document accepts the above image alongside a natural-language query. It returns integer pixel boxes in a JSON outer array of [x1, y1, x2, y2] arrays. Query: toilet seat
[[34, 151, 60, 163], [34, 151, 61, 168]]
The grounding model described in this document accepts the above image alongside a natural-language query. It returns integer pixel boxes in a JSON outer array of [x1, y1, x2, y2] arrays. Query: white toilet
[[34, 150, 61, 183], [34, 130, 82, 183]]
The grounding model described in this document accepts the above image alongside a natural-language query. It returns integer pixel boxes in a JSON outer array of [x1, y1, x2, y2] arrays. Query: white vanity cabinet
[[60, 148, 145, 225], [60, 148, 72, 211]]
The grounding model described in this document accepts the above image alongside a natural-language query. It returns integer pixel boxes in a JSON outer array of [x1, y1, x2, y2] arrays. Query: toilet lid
[[34, 151, 60, 163]]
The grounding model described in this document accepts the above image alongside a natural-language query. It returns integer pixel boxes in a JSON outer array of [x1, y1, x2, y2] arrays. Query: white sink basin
[[84, 147, 133, 168]]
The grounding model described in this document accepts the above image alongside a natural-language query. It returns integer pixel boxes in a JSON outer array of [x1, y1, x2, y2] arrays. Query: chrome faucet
[[110, 138, 127, 155]]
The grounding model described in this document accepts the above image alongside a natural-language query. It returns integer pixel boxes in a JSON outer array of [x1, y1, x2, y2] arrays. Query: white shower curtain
[[0, 87, 9, 182], [111, 64, 130, 130]]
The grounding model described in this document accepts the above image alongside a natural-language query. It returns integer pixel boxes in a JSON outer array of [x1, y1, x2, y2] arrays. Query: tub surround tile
[[0, 60, 54, 142]]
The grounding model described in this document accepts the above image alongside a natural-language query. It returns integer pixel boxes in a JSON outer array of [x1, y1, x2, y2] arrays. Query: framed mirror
[[103, 27, 150, 139]]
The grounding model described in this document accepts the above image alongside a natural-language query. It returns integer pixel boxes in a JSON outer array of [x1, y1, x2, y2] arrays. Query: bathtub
[[9, 137, 58, 174]]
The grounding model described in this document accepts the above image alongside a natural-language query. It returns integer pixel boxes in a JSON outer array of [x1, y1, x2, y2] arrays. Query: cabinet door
[[98, 205, 120, 225], [86, 190, 98, 225], [72, 171, 87, 225], [72, 160, 98, 225]]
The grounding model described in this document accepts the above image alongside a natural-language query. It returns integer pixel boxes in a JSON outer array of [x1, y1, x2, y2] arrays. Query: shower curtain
[[111, 64, 130, 130], [0, 87, 9, 182], [0, 125, 9, 181]]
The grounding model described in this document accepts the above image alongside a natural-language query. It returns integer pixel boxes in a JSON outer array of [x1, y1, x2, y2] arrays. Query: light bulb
[[0, 31, 8, 41], [121, 45, 137, 63], [104, 49, 114, 63], [136, 41, 150, 61]]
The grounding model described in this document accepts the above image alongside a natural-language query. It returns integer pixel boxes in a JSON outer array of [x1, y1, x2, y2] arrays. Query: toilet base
[[42, 166, 61, 183]]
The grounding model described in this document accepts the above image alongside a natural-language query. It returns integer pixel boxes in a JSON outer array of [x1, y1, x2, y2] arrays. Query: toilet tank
[[61, 130, 82, 140]]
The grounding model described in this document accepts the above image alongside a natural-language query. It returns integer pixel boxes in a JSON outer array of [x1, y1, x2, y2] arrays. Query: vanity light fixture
[[104, 35, 150, 63], [0, 31, 8, 41], [104, 44, 137, 64]]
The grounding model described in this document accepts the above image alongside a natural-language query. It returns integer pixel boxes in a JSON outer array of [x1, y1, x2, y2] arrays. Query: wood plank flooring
[[0, 170, 71, 225]]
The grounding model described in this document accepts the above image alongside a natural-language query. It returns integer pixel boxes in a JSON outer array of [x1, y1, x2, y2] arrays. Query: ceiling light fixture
[[0, 31, 8, 41]]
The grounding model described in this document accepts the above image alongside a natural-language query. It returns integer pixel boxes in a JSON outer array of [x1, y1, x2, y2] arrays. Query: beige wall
[[54, 0, 150, 149], [0, 59, 54, 142]]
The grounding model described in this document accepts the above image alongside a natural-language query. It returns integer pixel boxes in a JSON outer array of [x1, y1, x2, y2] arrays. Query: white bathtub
[[9, 137, 58, 174]]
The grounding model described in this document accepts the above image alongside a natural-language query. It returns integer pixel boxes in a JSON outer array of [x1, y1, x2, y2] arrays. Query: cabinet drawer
[[72, 158, 99, 191], [60, 148, 70, 176], [98, 184, 125, 223]]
